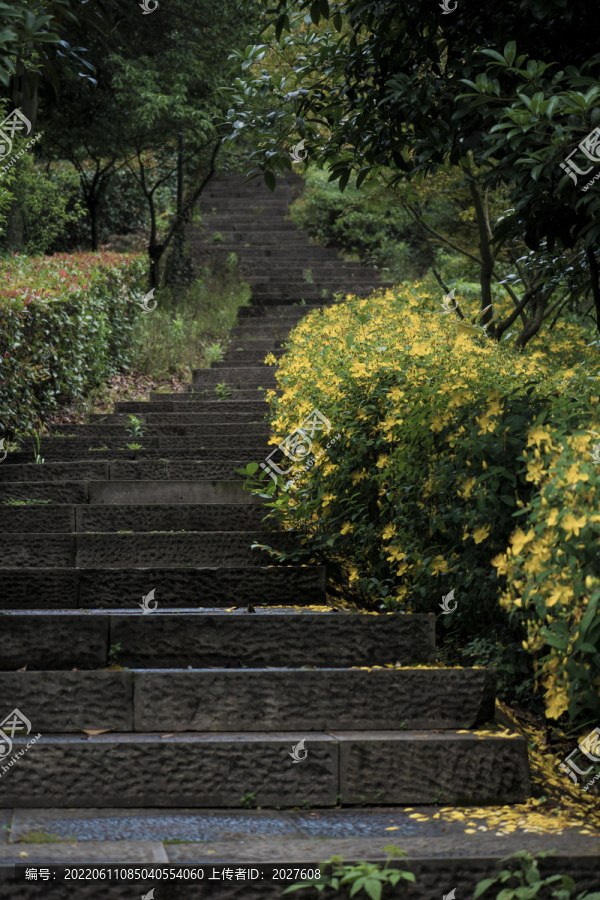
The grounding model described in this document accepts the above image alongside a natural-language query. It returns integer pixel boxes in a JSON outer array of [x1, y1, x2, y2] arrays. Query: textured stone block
[[0, 734, 338, 807], [0, 482, 88, 504], [192, 368, 276, 386], [338, 731, 531, 804], [0, 611, 108, 669], [109, 460, 168, 480], [88, 480, 253, 504], [74, 532, 291, 567], [133, 668, 495, 732], [0, 462, 109, 483], [78, 565, 326, 608], [0, 671, 133, 731], [112, 611, 434, 668], [75, 504, 265, 533], [0, 507, 75, 533], [0, 569, 78, 609], [1, 535, 73, 567]]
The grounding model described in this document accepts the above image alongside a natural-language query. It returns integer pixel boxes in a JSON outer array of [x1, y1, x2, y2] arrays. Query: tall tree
[[225, 0, 600, 345]]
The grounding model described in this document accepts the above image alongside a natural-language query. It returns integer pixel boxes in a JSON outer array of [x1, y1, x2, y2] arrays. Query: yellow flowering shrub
[[246, 277, 600, 726]]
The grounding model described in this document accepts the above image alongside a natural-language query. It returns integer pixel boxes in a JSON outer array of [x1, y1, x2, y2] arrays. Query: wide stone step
[[7, 441, 271, 463], [89, 410, 269, 424], [1, 812, 596, 895], [0, 530, 295, 567], [47, 423, 270, 437], [215, 354, 283, 368], [0, 565, 325, 609], [249, 284, 388, 300], [0, 667, 496, 732], [238, 304, 329, 317], [114, 399, 269, 414], [190, 367, 276, 384], [4, 448, 266, 466], [0, 730, 529, 808], [245, 271, 377, 283], [147, 389, 273, 402], [87, 479, 254, 504], [0, 503, 266, 533], [226, 338, 286, 350], [0, 460, 250, 483], [0, 610, 434, 668]]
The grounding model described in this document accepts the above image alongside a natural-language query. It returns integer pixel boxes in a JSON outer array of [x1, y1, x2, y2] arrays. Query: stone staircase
[[0, 214, 599, 894], [189, 173, 395, 302]]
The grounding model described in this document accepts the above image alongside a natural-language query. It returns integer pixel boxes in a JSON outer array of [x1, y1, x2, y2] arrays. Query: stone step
[[191, 367, 276, 383], [147, 390, 272, 402], [243, 270, 377, 283], [0, 565, 325, 609], [115, 399, 269, 413], [40, 433, 271, 447], [4, 447, 268, 464], [0, 460, 250, 483], [16, 816, 600, 893], [0, 530, 295, 568], [0, 503, 266, 533], [88, 410, 269, 424], [0, 479, 254, 505], [225, 338, 287, 350], [214, 354, 283, 368], [0, 668, 496, 732], [0, 609, 435, 669], [238, 304, 329, 317], [1, 811, 597, 895], [47, 423, 270, 437], [0, 730, 529, 808], [249, 284, 388, 300]]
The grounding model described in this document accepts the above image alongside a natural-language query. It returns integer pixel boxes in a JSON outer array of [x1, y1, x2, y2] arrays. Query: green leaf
[[264, 170, 276, 192], [475, 878, 499, 899], [504, 41, 517, 66]]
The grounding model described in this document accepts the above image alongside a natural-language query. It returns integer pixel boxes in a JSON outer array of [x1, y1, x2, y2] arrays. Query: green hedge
[[0, 251, 147, 435]]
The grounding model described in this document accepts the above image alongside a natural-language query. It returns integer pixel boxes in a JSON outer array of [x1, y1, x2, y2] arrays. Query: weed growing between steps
[[131, 260, 251, 380], [241, 278, 600, 734], [286, 850, 600, 899]]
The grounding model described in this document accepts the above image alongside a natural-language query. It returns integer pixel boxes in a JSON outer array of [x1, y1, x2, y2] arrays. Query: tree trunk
[[469, 182, 495, 330], [5, 66, 40, 251], [586, 246, 600, 336]]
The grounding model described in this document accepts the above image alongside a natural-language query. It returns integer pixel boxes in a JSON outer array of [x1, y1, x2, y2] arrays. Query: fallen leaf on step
[[105, 665, 124, 671], [81, 729, 112, 736], [385, 826, 399, 831], [16, 665, 27, 672], [161, 734, 176, 739]]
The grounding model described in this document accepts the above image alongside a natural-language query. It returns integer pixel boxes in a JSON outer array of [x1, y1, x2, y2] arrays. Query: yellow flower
[[560, 512, 587, 539], [348, 565, 360, 583], [376, 454, 389, 468], [546, 582, 574, 607], [546, 508, 559, 527], [563, 464, 589, 486], [321, 492, 336, 507], [350, 361, 368, 378], [509, 527, 536, 556], [526, 425, 552, 449], [264, 353, 278, 365], [430, 555, 449, 576], [544, 686, 569, 721], [386, 546, 406, 563], [340, 522, 353, 535], [472, 524, 491, 544], [382, 523, 396, 540], [460, 476, 476, 500]]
